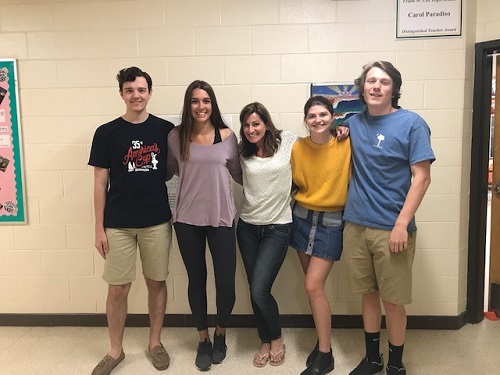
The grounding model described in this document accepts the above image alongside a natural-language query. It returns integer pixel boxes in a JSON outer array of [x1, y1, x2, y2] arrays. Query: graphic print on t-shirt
[[123, 139, 160, 172], [373, 133, 385, 149]]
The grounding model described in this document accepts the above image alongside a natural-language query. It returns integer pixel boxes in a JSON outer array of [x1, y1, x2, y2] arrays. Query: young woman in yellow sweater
[[290, 95, 351, 375]]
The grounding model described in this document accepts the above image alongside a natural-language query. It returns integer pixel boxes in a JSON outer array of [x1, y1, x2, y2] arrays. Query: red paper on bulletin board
[[0, 59, 26, 224]]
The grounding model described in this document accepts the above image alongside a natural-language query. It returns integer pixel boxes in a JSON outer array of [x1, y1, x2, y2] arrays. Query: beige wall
[[0, 0, 497, 317], [476, 0, 500, 42]]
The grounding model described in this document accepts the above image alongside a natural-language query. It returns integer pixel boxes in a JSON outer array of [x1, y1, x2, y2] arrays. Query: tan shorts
[[103, 222, 172, 285], [343, 222, 416, 305]]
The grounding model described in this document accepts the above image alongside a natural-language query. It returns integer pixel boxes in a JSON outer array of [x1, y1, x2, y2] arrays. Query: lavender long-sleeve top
[[167, 128, 242, 227]]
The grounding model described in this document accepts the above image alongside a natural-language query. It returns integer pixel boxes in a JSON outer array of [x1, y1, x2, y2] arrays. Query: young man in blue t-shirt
[[343, 61, 435, 375], [89, 67, 174, 375]]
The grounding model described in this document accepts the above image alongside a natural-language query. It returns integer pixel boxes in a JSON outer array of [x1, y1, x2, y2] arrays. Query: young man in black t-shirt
[[89, 67, 174, 375]]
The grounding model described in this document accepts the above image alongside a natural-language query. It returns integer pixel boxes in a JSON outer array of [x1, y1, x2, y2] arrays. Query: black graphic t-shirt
[[88, 115, 174, 228]]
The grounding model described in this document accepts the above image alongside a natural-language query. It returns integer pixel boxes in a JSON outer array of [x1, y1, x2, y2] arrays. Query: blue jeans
[[236, 219, 291, 342]]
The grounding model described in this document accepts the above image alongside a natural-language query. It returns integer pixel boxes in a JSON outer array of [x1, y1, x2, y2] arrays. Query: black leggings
[[174, 222, 236, 331]]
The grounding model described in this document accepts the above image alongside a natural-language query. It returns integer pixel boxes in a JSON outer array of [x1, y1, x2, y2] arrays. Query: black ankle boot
[[300, 348, 334, 375], [211, 331, 226, 364], [306, 340, 319, 367]]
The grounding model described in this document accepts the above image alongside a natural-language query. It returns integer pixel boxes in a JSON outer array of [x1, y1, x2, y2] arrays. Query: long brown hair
[[178, 80, 228, 161], [238, 102, 281, 158]]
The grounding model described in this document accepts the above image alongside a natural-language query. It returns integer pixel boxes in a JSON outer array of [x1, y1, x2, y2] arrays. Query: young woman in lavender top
[[167, 80, 242, 372], [236, 102, 298, 368]]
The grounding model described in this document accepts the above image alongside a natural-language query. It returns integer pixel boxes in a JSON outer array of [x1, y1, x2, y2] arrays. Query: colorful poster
[[0, 59, 26, 223], [310, 84, 365, 127]]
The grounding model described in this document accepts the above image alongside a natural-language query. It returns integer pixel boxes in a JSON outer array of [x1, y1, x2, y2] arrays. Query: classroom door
[[489, 56, 500, 314]]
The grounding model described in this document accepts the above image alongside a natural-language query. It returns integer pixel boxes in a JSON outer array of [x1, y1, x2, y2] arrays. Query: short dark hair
[[354, 61, 402, 107], [238, 102, 281, 158], [116, 66, 152, 92], [304, 95, 334, 117]]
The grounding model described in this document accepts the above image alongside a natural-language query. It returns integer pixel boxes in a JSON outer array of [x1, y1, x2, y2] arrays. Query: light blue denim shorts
[[289, 202, 344, 261]]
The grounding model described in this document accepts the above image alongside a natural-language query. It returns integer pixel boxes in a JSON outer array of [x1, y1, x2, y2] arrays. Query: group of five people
[[89, 60, 435, 375]]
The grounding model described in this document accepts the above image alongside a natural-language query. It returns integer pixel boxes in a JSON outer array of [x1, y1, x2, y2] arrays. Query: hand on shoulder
[[334, 126, 349, 140]]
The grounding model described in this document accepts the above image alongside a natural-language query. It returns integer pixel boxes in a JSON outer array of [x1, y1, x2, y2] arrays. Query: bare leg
[[303, 256, 334, 353], [362, 292, 382, 333], [107, 283, 131, 358], [145, 277, 167, 349], [382, 299, 406, 346]]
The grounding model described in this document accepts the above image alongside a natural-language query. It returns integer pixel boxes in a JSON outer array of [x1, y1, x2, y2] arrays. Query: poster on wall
[[310, 84, 365, 128], [396, 0, 462, 39], [0, 59, 26, 224]]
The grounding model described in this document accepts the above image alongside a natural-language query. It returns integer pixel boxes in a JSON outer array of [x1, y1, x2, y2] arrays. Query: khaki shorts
[[103, 222, 172, 285], [343, 222, 416, 305]]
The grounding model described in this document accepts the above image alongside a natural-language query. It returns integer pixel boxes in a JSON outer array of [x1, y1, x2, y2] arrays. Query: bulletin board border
[[0, 59, 27, 224]]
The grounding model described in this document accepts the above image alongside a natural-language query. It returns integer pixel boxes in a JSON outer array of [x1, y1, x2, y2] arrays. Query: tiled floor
[[0, 319, 499, 374]]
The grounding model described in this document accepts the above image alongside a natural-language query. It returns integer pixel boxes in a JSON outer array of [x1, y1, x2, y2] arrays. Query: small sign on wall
[[0, 59, 26, 224], [396, 0, 462, 39]]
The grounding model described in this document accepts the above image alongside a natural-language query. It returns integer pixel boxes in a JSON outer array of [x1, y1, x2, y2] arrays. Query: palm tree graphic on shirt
[[374, 133, 385, 148]]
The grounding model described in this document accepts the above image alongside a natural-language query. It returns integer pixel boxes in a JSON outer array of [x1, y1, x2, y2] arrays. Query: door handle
[[494, 183, 500, 194]]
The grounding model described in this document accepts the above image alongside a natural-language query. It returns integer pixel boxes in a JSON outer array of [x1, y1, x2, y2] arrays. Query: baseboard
[[0, 311, 467, 330]]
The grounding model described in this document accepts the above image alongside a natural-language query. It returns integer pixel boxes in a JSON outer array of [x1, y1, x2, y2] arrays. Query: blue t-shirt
[[343, 108, 435, 231]]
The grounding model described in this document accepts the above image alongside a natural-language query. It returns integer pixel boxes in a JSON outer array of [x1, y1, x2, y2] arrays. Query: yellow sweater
[[291, 136, 351, 212]]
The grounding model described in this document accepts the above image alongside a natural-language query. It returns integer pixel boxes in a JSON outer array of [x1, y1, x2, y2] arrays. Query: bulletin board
[[0, 59, 26, 223]]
